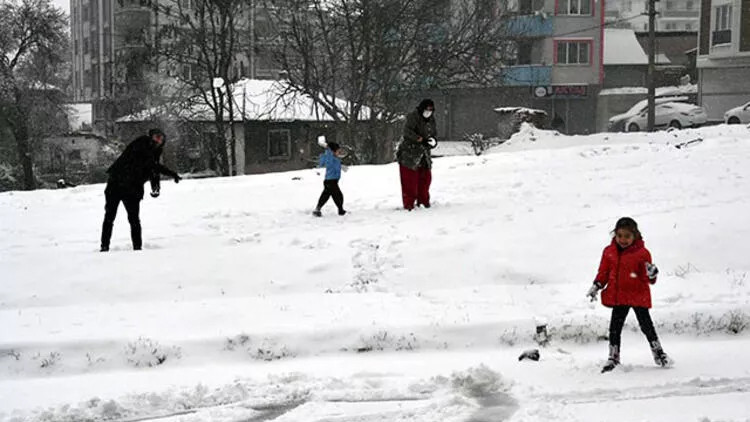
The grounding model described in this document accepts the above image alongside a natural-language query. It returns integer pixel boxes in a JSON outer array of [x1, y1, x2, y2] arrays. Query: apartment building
[[605, 0, 700, 32], [695, 0, 750, 121], [70, 0, 278, 128]]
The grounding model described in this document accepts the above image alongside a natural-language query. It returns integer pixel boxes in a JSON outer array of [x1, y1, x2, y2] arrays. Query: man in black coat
[[100, 128, 181, 252]]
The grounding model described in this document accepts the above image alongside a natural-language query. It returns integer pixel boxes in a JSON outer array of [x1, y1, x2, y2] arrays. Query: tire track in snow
[[541, 376, 750, 405]]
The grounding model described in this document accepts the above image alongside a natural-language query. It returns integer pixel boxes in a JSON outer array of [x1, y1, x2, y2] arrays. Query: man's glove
[[645, 263, 658, 283], [150, 189, 160, 198], [586, 281, 603, 302], [173, 174, 182, 183], [426, 137, 438, 149]]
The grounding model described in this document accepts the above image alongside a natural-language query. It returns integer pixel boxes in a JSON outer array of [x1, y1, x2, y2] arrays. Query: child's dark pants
[[609, 306, 659, 347], [316, 179, 344, 211]]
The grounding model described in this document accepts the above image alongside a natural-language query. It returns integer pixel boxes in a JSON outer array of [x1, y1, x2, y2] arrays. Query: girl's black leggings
[[609, 306, 659, 347]]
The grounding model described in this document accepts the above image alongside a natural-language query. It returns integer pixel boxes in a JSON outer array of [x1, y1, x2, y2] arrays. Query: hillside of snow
[[1, 125, 750, 421]]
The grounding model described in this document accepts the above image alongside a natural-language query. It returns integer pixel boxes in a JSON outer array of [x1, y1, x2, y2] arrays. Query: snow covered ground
[[2, 124, 750, 421]]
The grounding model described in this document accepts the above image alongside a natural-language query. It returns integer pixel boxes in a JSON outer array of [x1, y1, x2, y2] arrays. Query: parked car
[[624, 102, 708, 132], [724, 101, 750, 124], [608, 96, 689, 132]]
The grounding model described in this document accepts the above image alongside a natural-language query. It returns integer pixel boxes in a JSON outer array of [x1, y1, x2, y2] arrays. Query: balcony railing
[[507, 15, 553, 38], [712, 29, 731, 46], [658, 8, 700, 18], [501, 65, 552, 86]]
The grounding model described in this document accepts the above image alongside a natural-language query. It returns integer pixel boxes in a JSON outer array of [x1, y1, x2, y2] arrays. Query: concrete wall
[[698, 66, 750, 121], [410, 85, 600, 140], [603, 65, 647, 88]]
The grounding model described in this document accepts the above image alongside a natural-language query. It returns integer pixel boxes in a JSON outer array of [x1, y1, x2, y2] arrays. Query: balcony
[[712, 30, 731, 46], [507, 15, 553, 38], [658, 9, 700, 18], [501, 65, 551, 86]]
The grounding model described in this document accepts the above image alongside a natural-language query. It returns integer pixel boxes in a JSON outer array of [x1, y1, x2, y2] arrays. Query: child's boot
[[601, 345, 620, 373], [650, 340, 672, 367], [312, 208, 322, 217]]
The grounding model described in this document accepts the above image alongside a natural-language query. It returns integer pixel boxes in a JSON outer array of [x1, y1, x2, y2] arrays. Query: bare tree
[[264, 0, 517, 163], [0, 0, 69, 190], [150, 0, 248, 177]]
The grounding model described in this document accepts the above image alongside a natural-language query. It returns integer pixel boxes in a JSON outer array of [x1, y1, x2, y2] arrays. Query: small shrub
[[39, 351, 61, 368], [125, 337, 181, 368]]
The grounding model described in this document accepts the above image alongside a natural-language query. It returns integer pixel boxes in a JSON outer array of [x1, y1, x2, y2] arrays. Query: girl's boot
[[650, 340, 672, 367], [601, 345, 620, 373]]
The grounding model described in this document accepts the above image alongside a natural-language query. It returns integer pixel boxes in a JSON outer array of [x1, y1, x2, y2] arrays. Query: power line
[[549, 14, 644, 39]]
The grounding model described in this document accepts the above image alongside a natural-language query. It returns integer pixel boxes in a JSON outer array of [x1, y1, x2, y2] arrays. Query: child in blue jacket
[[313, 142, 347, 217]]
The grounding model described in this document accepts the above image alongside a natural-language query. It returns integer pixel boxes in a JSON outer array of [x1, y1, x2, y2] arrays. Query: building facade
[[606, 0, 700, 32], [494, 0, 604, 134], [696, 0, 750, 121], [70, 0, 278, 129]]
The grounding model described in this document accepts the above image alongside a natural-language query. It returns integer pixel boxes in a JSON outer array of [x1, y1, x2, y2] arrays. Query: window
[[555, 40, 590, 65], [558, 0, 591, 15], [624, 1, 632, 12], [686, 1, 694, 10], [268, 129, 291, 159], [715, 5, 732, 30], [665, 1, 674, 10], [181, 64, 191, 80], [68, 150, 82, 161], [83, 37, 89, 54], [713, 5, 732, 45], [666, 23, 677, 30], [685, 23, 693, 31]]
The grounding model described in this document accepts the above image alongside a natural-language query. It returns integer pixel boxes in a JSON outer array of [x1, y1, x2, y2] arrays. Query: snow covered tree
[[0, 0, 70, 190]]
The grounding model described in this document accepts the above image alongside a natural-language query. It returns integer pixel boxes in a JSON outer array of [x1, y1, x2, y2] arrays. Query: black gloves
[[173, 174, 181, 183], [586, 281, 603, 302], [646, 263, 658, 283]]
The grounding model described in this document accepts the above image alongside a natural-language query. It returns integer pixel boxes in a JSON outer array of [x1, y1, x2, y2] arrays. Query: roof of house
[[604, 28, 648, 65], [117, 79, 373, 123]]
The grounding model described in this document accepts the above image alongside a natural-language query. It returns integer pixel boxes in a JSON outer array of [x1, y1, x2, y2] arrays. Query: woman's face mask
[[422, 109, 433, 119]]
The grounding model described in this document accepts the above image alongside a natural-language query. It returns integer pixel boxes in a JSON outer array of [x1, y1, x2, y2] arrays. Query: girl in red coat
[[586, 217, 671, 372]]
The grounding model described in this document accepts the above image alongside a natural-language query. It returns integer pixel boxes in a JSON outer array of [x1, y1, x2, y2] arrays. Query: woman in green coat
[[397, 99, 436, 210]]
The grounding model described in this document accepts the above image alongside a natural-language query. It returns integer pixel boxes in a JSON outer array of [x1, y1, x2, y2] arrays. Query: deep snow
[[1, 124, 750, 421]]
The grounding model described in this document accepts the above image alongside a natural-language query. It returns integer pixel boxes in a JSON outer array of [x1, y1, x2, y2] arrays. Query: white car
[[724, 101, 750, 124], [608, 96, 688, 132], [624, 102, 708, 132]]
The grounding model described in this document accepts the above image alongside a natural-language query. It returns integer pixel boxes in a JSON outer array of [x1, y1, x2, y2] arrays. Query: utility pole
[[647, 0, 657, 131]]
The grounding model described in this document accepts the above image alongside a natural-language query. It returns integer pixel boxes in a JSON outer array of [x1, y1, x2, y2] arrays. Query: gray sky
[[53, 0, 70, 16]]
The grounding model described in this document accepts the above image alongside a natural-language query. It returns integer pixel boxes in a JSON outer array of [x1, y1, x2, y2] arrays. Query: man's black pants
[[101, 184, 142, 250]]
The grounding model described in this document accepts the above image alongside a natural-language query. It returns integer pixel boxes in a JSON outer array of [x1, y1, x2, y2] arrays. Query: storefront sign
[[532, 85, 589, 98]]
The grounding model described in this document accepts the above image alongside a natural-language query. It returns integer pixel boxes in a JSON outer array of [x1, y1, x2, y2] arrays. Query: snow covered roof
[[604, 28, 648, 65], [655, 53, 672, 64], [494, 107, 548, 116], [599, 84, 697, 96], [117, 79, 374, 123]]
